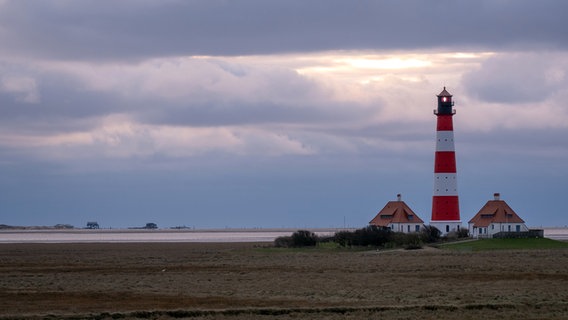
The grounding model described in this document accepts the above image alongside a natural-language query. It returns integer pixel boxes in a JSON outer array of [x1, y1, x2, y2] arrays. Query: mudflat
[[1, 242, 567, 319]]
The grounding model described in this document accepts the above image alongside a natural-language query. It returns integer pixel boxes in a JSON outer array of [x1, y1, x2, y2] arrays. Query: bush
[[291, 230, 318, 247], [457, 227, 470, 238], [334, 226, 392, 247], [388, 232, 423, 250], [274, 230, 318, 248], [403, 232, 423, 250], [445, 227, 470, 241], [421, 225, 441, 243], [274, 236, 294, 248], [334, 231, 354, 247]]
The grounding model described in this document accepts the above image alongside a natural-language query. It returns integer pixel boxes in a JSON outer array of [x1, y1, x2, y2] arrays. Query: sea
[[0, 227, 566, 244]]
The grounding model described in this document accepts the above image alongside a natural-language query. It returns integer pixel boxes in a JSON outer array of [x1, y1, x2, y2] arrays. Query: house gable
[[370, 197, 424, 228], [469, 194, 525, 228]]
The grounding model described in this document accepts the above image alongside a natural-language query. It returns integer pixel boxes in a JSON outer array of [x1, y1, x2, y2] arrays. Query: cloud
[[0, 1, 567, 61], [0, 47, 565, 178], [0, 76, 40, 103], [462, 52, 568, 104], [34, 56, 382, 128]]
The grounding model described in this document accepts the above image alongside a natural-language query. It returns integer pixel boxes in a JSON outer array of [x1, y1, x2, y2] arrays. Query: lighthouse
[[431, 87, 462, 234]]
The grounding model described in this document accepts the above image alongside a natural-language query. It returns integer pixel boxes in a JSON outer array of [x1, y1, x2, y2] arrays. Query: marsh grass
[[1, 242, 568, 319]]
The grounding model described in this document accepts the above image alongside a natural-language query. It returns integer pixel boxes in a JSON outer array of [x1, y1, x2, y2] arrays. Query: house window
[[491, 224, 494, 230], [415, 225, 420, 232], [407, 225, 410, 232], [446, 225, 450, 233], [508, 225, 511, 232], [516, 225, 521, 232]]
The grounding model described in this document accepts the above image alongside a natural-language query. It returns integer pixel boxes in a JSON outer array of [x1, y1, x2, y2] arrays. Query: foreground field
[[1, 242, 568, 319]]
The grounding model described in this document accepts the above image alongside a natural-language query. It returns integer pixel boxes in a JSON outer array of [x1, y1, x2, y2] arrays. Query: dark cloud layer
[[1, 1, 567, 228], [1, 0, 567, 61]]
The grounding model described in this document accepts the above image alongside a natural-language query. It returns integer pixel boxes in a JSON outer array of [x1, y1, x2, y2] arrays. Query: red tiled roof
[[468, 199, 525, 227], [369, 200, 424, 227]]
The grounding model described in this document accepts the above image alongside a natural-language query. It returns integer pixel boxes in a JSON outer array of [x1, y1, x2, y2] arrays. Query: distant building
[[144, 222, 158, 229], [369, 194, 425, 233], [86, 222, 99, 229], [468, 193, 529, 238]]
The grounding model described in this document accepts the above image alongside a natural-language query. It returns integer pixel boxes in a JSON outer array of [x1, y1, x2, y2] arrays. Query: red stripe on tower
[[431, 87, 461, 234]]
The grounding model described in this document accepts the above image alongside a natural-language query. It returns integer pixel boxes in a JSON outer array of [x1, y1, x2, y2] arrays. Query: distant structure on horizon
[[430, 87, 462, 234], [369, 194, 425, 233]]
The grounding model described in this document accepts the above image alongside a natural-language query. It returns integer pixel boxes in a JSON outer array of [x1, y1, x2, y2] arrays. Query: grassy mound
[[441, 238, 568, 251]]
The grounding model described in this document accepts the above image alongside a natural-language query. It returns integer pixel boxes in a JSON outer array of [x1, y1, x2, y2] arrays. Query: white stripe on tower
[[433, 173, 458, 196], [434, 125, 457, 196], [435, 131, 455, 152]]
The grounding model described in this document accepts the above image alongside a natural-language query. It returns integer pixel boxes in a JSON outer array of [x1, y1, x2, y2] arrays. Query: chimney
[[397, 194, 402, 201], [494, 193, 500, 200]]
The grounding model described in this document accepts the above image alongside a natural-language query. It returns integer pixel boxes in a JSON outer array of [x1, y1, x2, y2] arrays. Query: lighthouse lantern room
[[431, 87, 462, 234]]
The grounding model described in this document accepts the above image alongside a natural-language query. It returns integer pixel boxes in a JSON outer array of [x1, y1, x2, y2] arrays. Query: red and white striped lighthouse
[[431, 87, 462, 234]]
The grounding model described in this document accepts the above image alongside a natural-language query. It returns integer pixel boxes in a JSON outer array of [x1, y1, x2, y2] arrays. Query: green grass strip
[[440, 238, 568, 251]]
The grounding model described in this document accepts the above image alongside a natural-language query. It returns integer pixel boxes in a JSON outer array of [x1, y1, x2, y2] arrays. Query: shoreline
[[1, 227, 566, 243], [0, 227, 351, 233], [0, 228, 342, 244]]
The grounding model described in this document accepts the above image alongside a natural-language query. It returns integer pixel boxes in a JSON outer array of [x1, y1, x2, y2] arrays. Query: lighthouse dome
[[437, 87, 452, 97]]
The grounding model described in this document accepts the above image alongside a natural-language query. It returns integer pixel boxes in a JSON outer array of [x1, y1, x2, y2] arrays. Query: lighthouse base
[[430, 220, 462, 236]]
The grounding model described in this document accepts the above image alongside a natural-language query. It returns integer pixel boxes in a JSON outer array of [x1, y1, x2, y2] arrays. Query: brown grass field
[[1, 242, 568, 319]]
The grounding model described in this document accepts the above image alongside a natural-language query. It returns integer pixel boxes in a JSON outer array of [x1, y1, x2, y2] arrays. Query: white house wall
[[389, 223, 424, 233], [469, 222, 529, 238]]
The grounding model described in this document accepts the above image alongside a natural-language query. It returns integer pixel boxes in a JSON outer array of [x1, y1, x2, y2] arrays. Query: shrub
[[421, 225, 441, 243], [274, 236, 294, 248], [334, 231, 353, 247], [274, 230, 318, 248], [403, 232, 423, 250], [291, 230, 318, 247], [334, 226, 392, 247], [457, 227, 470, 238], [387, 232, 423, 250]]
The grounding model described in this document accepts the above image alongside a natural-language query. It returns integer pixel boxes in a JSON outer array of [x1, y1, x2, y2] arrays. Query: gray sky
[[1, 1, 567, 228]]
